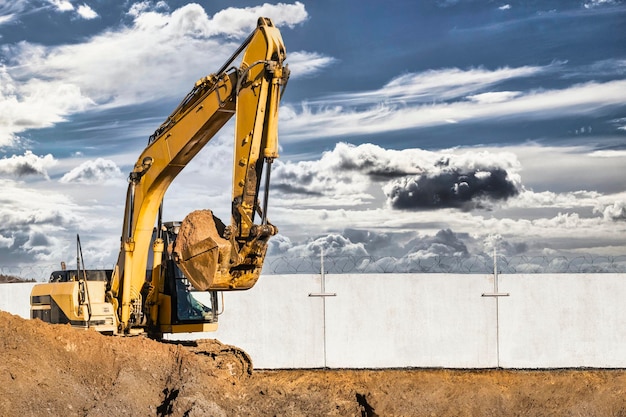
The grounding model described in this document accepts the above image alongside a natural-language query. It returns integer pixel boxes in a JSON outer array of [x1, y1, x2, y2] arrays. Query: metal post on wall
[[309, 248, 336, 368], [482, 245, 509, 367]]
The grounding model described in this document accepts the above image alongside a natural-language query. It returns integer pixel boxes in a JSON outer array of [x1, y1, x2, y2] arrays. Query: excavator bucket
[[173, 210, 232, 291]]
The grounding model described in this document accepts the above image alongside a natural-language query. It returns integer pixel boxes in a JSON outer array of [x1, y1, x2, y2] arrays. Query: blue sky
[[0, 0, 625, 276]]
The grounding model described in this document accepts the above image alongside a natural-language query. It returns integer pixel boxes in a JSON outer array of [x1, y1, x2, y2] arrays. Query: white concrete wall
[[209, 275, 326, 368], [323, 274, 498, 368], [2, 274, 625, 369], [498, 273, 626, 368], [0, 283, 37, 319]]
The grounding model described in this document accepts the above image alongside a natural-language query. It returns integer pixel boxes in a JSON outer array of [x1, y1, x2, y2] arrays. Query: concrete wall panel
[[324, 274, 498, 368], [0, 283, 36, 319], [178, 275, 326, 369], [498, 273, 626, 368]]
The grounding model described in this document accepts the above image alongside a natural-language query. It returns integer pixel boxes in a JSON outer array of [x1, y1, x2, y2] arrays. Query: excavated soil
[[1, 311, 625, 417]]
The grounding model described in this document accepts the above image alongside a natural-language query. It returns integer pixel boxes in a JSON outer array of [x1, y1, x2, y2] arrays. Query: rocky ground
[[1, 311, 625, 417]]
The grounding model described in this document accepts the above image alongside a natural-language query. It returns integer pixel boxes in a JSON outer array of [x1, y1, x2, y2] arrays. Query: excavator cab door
[[151, 223, 220, 336], [166, 260, 218, 324]]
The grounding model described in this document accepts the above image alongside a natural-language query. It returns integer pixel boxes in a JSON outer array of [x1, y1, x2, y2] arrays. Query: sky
[[0, 0, 625, 278]]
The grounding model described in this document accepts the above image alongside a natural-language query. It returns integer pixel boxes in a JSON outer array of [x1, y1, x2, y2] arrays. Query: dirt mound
[[1, 311, 625, 417]]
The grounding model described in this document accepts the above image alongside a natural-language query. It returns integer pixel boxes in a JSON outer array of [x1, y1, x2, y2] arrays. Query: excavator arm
[[109, 17, 289, 333]]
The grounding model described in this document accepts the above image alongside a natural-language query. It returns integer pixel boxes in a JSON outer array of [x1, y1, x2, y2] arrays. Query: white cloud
[[287, 51, 336, 78], [507, 189, 602, 209], [59, 158, 124, 184], [0, 63, 95, 146], [466, 91, 521, 104], [126, 1, 307, 38], [127, 1, 164, 17], [0, 151, 57, 179], [498, 4, 511, 10], [0, 2, 309, 146], [0, 178, 81, 265], [608, 117, 626, 131], [270, 143, 399, 205], [318, 65, 548, 107], [596, 200, 626, 221], [562, 58, 626, 79], [0, 174, 125, 270], [404, 229, 469, 259], [583, 0, 618, 8], [48, 0, 73, 12], [281, 75, 626, 142], [76, 4, 97, 20], [264, 219, 625, 273], [283, 234, 368, 258], [0, 233, 14, 248], [208, 1, 308, 37], [505, 144, 626, 194], [589, 149, 626, 158], [0, 0, 31, 25]]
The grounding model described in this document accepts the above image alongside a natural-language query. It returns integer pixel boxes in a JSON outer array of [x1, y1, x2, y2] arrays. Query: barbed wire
[[2, 255, 625, 281], [262, 255, 626, 274]]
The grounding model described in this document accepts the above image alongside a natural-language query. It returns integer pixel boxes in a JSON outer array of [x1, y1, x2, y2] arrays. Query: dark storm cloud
[[269, 167, 324, 196], [384, 167, 520, 210], [10, 163, 39, 176], [272, 143, 523, 211], [271, 183, 324, 196]]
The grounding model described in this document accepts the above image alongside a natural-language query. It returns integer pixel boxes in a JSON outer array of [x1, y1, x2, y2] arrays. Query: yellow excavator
[[30, 17, 289, 339]]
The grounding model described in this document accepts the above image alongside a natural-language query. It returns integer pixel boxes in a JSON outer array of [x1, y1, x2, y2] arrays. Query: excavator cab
[[167, 262, 216, 322], [146, 221, 220, 338]]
